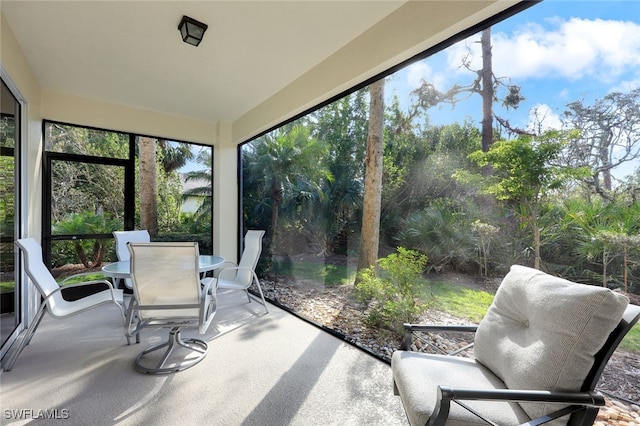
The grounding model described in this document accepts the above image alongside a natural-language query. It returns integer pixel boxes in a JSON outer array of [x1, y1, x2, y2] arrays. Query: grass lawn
[[427, 281, 495, 323], [0, 281, 14, 293], [427, 280, 639, 353]]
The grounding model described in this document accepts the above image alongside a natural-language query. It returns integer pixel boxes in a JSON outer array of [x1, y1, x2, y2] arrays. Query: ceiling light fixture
[[178, 15, 208, 47]]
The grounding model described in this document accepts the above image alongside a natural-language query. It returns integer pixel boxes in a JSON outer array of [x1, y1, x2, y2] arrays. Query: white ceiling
[[2, 1, 526, 140]]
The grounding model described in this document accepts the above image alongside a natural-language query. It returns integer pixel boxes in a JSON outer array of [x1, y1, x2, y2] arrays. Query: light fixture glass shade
[[178, 16, 208, 47]]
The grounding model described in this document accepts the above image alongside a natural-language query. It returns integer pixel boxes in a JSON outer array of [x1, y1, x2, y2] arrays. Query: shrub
[[354, 247, 429, 336]]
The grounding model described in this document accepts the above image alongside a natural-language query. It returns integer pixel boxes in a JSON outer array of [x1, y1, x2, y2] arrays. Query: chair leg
[[252, 272, 269, 314], [134, 327, 208, 375], [125, 297, 140, 344], [2, 304, 46, 371]]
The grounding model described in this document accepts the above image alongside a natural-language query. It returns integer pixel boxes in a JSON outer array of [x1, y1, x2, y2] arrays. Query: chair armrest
[[430, 386, 605, 426], [200, 277, 216, 296], [44, 279, 121, 306], [215, 261, 239, 279], [402, 323, 478, 351], [217, 266, 256, 279], [58, 279, 116, 290]]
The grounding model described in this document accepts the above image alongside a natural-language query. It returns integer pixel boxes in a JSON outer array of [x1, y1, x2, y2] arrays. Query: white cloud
[[610, 77, 640, 93], [405, 61, 450, 91], [442, 18, 640, 84], [526, 103, 563, 133]]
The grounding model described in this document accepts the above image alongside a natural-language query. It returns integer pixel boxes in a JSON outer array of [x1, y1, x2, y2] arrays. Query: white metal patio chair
[[392, 265, 639, 426], [215, 230, 268, 314], [126, 241, 217, 374], [112, 230, 150, 289], [4, 238, 127, 371]]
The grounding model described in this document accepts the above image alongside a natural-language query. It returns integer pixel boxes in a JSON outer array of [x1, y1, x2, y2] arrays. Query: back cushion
[[474, 265, 628, 420]]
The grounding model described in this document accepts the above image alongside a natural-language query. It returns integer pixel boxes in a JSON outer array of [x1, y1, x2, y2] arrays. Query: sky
[[387, 0, 640, 136]]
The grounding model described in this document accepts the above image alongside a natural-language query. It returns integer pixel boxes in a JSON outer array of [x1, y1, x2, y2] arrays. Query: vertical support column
[[213, 122, 238, 263]]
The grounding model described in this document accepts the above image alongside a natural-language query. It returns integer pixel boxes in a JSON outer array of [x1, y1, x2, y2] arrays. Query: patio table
[[102, 255, 225, 280]]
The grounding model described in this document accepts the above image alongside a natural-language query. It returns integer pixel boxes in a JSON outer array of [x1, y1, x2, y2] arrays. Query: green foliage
[[551, 197, 640, 291], [155, 232, 213, 255], [182, 148, 213, 226], [395, 200, 477, 273], [156, 164, 185, 232], [0, 156, 16, 242], [52, 211, 120, 268], [468, 131, 588, 203], [354, 248, 429, 336], [622, 325, 640, 353], [462, 131, 591, 268]]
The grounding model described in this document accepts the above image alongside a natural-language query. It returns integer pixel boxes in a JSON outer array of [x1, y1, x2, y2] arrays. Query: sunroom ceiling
[[1, 1, 525, 142]]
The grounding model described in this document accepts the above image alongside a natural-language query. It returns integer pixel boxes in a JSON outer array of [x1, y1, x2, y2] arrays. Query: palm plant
[[246, 125, 330, 252], [182, 149, 212, 223], [395, 202, 476, 272], [565, 198, 640, 289]]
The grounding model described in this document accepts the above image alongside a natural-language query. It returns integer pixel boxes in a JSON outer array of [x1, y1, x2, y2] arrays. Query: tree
[[463, 130, 589, 269], [565, 198, 640, 291], [139, 136, 158, 236], [411, 27, 524, 152], [183, 148, 213, 224], [309, 90, 369, 255], [138, 138, 194, 236], [249, 125, 329, 248], [562, 88, 640, 200], [358, 79, 385, 273]]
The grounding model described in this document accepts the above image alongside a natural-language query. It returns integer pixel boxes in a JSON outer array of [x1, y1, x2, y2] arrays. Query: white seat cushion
[[474, 265, 629, 420], [392, 351, 531, 426]]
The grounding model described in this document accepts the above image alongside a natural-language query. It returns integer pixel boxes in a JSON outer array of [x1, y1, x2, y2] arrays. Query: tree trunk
[[357, 79, 385, 275], [139, 136, 158, 236], [532, 218, 541, 270], [481, 28, 493, 153]]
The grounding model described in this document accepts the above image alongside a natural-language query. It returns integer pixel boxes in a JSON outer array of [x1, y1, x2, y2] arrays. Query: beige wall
[[1, 12, 43, 241], [213, 122, 239, 263], [1, 10, 239, 263], [41, 90, 217, 146]]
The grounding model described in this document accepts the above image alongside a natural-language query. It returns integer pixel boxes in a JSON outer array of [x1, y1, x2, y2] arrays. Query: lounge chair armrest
[[438, 386, 605, 404], [429, 386, 605, 426], [402, 323, 478, 351]]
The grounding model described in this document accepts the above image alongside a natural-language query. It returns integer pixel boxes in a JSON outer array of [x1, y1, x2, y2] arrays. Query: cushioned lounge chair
[[392, 265, 640, 426]]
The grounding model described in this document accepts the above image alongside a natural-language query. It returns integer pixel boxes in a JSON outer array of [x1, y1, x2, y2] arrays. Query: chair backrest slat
[[15, 238, 58, 295], [236, 230, 265, 284], [128, 242, 201, 320], [15, 238, 64, 313], [113, 230, 150, 261]]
